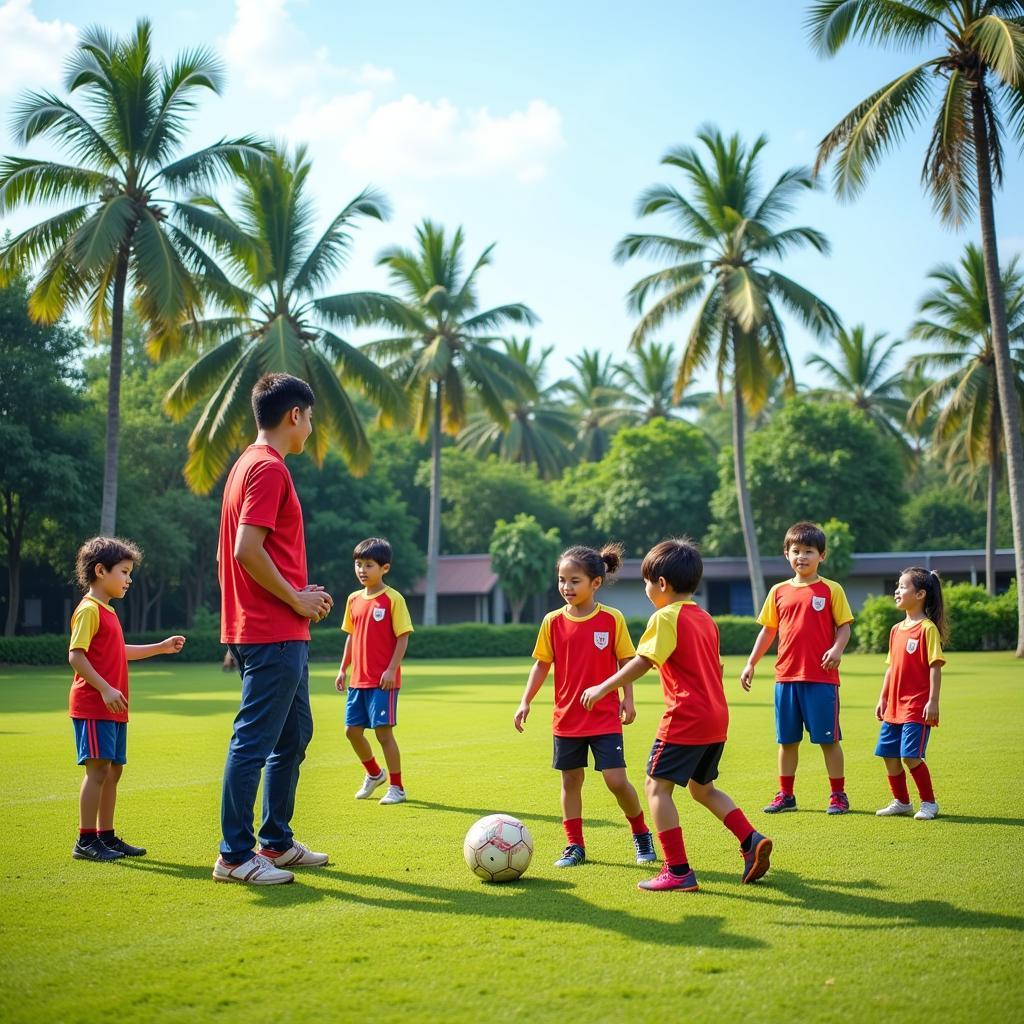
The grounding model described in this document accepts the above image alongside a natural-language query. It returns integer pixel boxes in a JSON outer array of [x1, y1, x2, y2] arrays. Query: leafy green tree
[[617, 341, 703, 422], [560, 349, 634, 461], [901, 487, 985, 550], [489, 514, 562, 623], [163, 145, 405, 492], [616, 125, 840, 609], [370, 220, 537, 624], [0, 19, 265, 533], [809, 0, 1024, 654], [820, 518, 854, 581], [908, 243, 1024, 592]]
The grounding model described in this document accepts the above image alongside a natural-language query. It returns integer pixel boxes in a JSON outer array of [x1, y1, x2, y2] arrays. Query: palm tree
[[807, 325, 910, 445], [0, 20, 265, 533], [161, 145, 406, 492], [617, 341, 704, 421], [615, 126, 840, 609], [368, 220, 538, 625], [908, 243, 1024, 594], [560, 348, 635, 461], [808, 0, 1024, 654], [456, 338, 576, 480]]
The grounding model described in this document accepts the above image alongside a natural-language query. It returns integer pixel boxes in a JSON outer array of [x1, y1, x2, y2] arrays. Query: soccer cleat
[[740, 831, 773, 884], [354, 770, 387, 800], [876, 799, 914, 817], [633, 831, 658, 864], [638, 866, 699, 891], [104, 836, 147, 856], [827, 792, 850, 815], [914, 801, 939, 820], [379, 785, 407, 805], [72, 839, 124, 862], [763, 792, 797, 814], [554, 844, 586, 868], [258, 840, 329, 867], [212, 854, 294, 885]]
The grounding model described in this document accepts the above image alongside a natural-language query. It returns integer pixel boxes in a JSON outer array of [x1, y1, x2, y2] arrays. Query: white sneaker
[[212, 854, 294, 885], [379, 785, 406, 805], [355, 770, 387, 800], [258, 840, 329, 867], [914, 801, 939, 820], [876, 800, 914, 817]]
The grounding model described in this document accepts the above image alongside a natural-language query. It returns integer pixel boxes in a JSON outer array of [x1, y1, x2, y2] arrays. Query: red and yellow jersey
[[884, 618, 945, 725], [342, 586, 414, 689], [532, 604, 635, 737], [637, 601, 728, 745], [757, 577, 854, 685], [68, 596, 129, 722]]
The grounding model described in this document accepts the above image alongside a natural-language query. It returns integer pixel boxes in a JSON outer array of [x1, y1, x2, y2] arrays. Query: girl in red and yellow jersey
[[874, 567, 948, 821], [514, 544, 655, 868]]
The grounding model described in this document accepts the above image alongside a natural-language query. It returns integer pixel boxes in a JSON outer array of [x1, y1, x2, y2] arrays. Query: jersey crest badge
[[372, 607, 386, 622], [811, 595, 827, 612], [906, 638, 919, 654], [593, 631, 609, 650]]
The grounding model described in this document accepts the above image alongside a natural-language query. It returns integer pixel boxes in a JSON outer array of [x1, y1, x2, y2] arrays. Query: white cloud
[[0, 0, 78, 98]]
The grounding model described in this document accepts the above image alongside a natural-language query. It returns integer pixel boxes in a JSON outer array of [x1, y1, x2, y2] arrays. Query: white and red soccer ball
[[463, 814, 534, 882]]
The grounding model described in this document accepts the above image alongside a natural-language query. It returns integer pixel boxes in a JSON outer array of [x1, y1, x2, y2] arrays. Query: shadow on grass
[[937, 814, 1024, 828], [406, 799, 619, 828]]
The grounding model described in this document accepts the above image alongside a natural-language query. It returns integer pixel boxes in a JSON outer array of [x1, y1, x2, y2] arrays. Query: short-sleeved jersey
[[342, 586, 414, 689], [68, 596, 129, 722], [219, 445, 310, 645], [532, 604, 635, 737], [884, 618, 945, 725], [757, 577, 854, 685], [636, 601, 728, 745]]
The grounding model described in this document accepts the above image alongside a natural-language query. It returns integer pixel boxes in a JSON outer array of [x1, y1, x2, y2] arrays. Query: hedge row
[[0, 615, 764, 666]]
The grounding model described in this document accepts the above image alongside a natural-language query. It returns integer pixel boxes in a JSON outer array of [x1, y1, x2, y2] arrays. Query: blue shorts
[[875, 722, 931, 760], [775, 682, 842, 745], [73, 719, 127, 765], [345, 687, 399, 729]]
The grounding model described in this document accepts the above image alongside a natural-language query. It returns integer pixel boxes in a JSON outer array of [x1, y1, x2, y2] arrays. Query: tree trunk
[[99, 248, 130, 536], [971, 83, 1024, 656], [510, 597, 525, 624], [986, 398, 1001, 596], [732, 368, 765, 612], [423, 383, 442, 627]]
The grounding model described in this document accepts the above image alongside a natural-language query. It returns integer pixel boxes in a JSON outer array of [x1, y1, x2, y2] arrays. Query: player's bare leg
[[601, 767, 642, 817], [345, 724, 373, 761], [80, 758, 110, 830], [97, 762, 123, 831], [560, 768, 584, 821], [375, 726, 405, 804], [821, 741, 849, 814], [690, 779, 772, 884], [687, 778, 737, 821], [765, 742, 800, 813]]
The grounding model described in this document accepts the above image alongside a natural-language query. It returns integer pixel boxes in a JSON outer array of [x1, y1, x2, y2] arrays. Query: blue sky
[[3, 0, 1022, 390]]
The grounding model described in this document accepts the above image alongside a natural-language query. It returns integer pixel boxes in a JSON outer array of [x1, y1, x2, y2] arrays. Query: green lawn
[[1, 652, 1021, 1023]]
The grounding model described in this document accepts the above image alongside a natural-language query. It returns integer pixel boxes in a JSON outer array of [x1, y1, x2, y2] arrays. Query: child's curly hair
[[75, 536, 143, 591]]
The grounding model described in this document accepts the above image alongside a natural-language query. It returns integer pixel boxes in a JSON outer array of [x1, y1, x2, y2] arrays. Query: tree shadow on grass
[[936, 814, 1024, 828]]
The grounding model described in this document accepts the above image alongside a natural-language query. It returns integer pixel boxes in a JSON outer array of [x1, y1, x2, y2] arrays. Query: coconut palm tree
[[161, 145, 406, 492], [616, 341, 705, 422], [808, 0, 1024, 654], [456, 337, 576, 480], [560, 348, 635, 461], [0, 19, 265, 533], [807, 325, 910, 444], [615, 126, 840, 609], [908, 243, 1024, 593], [368, 220, 538, 625]]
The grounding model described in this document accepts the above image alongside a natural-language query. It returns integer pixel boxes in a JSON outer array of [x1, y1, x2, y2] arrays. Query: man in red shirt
[[213, 374, 334, 886]]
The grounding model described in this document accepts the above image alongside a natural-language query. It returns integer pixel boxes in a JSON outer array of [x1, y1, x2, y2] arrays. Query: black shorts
[[646, 739, 724, 786], [552, 733, 627, 772]]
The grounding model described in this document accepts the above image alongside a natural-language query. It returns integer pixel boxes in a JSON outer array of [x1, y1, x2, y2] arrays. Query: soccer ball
[[463, 814, 534, 883]]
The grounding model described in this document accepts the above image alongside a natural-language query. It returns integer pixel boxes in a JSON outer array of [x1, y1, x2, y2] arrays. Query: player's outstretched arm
[[514, 661, 550, 732], [126, 636, 186, 661], [581, 655, 652, 710], [740, 626, 777, 690]]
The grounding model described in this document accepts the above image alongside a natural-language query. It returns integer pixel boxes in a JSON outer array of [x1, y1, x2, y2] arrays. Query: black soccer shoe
[[105, 836, 147, 856], [72, 839, 125, 861]]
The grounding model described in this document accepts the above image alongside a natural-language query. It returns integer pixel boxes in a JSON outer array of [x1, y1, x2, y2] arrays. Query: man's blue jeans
[[221, 641, 312, 861]]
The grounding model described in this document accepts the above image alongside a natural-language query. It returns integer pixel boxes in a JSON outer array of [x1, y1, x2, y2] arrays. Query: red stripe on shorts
[[88, 720, 98, 758]]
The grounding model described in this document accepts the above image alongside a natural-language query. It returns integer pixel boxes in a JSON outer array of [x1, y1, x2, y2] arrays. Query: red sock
[[79, 828, 98, 837], [723, 808, 754, 844], [909, 763, 934, 803], [563, 818, 585, 847], [779, 775, 795, 797], [361, 758, 381, 776], [656, 827, 688, 869], [626, 811, 648, 835], [829, 776, 846, 795], [390, 772, 403, 790], [887, 771, 910, 804]]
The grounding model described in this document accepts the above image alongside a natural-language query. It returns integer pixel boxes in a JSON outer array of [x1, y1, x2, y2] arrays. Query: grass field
[[1, 652, 1022, 1023]]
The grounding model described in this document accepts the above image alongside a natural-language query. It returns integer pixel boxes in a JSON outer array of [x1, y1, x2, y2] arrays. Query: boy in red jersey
[[582, 539, 771, 892], [68, 537, 185, 862], [741, 521, 855, 815], [336, 537, 414, 805]]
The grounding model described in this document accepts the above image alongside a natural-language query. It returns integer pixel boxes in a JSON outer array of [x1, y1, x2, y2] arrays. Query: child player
[[335, 538, 413, 805], [582, 538, 771, 891], [741, 521, 855, 814], [69, 537, 185, 861]]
